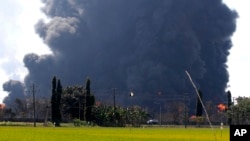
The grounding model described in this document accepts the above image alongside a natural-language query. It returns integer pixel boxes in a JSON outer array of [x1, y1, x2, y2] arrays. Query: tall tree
[[56, 79, 62, 125], [51, 76, 56, 125], [51, 76, 62, 126], [196, 90, 203, 117], [84, 78, 95, 122], [227, 90, 232, 125], [227, 90, 232, 109]]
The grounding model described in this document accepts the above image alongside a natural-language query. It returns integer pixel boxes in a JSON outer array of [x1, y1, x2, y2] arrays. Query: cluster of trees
[[1, 77, 250, 127], [227, 96, 250, 125], [0, 97, 49, 121], [0, 76, 149, 127], [192, 90, 250, 126], [52, 77, 95, 126], [92, 104, 148, 127], [51, 77, 62, 126], [58, 77, 148, 127]]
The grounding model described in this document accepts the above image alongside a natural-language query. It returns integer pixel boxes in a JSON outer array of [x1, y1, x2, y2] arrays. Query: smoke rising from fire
[[3, 0, 237, 107]]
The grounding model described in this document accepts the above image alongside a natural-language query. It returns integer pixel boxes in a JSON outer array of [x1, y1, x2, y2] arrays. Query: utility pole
[[154, 102, 162, 126], [112, 88, 117, 126], [78, 97, 81, 120], [79, 98, 81, 120], [184, 93, 188, 128], [113, 88, 117, 110], [160, 104, 162, 126], [32, 83, 37, 127], [84, 89, 86, 121], [44, 105, 49, 126]]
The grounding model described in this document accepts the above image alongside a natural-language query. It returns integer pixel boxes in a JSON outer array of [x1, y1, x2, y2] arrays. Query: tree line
[[1, 77, 250, 126], [51, 76, 148, 127], [51, 76, 96, 126]]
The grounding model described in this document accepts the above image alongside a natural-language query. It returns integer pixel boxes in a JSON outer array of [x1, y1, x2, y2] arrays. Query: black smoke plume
[[3, 0, 237, 109], [3, 80, 25, 107]]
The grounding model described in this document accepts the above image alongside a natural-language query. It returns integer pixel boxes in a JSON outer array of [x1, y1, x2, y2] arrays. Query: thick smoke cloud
[[3, 80, 25, 106], [3, 0, 237, 107]]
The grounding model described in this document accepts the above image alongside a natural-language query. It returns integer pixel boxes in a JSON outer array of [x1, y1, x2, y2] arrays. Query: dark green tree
[[61, 85, 85, 120], [227, 90, 232, 125], [51, 76, 62, 126], [56, 79, 62, 125], [61, 78, 95, 122], [92, 104, 148, 127], [92, 104, 126, 127], [84, 78, 95, 122], [129, 105, 148, 127], [196, 90, 203, 117], [228, 97, 250, 125], [51, 76, 56, 124]]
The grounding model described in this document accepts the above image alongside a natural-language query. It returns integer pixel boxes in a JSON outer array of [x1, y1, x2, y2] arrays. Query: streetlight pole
[[130, 92, 134, 106], [129, 92, 134, 130], [32, 83, 37, 127]]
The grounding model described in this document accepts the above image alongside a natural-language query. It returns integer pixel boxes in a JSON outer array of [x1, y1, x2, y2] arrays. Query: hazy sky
[[223, 0, 250, 97], [0, 0, 51, 102], [0, 0, 249, 102]]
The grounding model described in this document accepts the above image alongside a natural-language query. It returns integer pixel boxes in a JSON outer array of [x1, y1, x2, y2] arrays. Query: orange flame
[[190, 115, 196, 119], [217, 103, 226, 112], [0, 103, 5, 110], [95, 101, 101, 106]]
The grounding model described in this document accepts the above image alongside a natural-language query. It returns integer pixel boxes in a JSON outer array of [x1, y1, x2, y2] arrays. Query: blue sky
[[0, 0, 249, 102]]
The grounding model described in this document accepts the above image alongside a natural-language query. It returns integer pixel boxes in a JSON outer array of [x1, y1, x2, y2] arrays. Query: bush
[[73, 119, 91, 127], [73, 118, 81, 127]]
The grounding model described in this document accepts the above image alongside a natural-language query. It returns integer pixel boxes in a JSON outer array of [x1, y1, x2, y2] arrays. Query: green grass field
[[0, 125, 229, 141]]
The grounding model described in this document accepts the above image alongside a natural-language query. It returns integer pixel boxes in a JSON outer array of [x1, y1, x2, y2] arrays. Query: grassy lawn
[[0, 124, 229, 141]]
